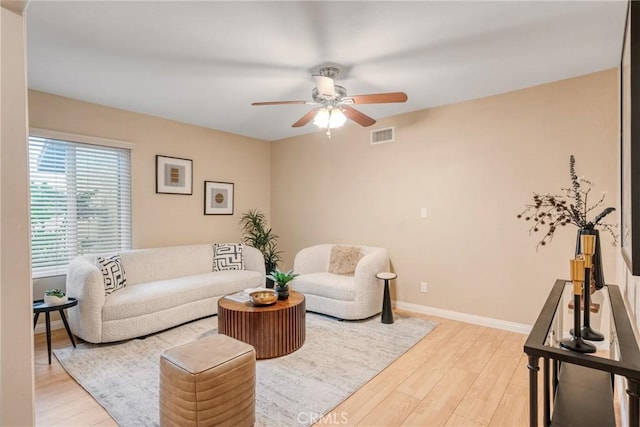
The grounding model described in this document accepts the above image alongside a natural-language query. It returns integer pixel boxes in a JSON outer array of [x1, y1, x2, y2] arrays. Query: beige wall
[[272, 70, 618, 325], [1, 3, 35, 425], [28, 90, 271, 249], [24, 68, 620, 328]]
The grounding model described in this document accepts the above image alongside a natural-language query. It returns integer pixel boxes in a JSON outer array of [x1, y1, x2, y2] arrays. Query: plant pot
[[44, 294, 67, 305], [275, 285, 289, 300], [575, 228, 605, 290]]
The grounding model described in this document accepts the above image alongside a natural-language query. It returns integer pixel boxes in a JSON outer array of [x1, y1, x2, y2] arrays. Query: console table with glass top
[[524, 279, 640, 426]]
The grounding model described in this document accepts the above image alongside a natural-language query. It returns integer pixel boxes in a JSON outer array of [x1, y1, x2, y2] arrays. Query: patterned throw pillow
[[97, 254, 127, 295], [212, 243, 245, 272], [329, 245, 363, 276]]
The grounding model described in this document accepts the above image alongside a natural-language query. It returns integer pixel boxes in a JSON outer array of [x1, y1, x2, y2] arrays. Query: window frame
[[28, 128, 134, 278]]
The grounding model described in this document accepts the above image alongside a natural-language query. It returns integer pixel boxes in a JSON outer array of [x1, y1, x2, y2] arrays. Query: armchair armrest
[[293, 244, 332, 275], [354, 248, 390, 299]]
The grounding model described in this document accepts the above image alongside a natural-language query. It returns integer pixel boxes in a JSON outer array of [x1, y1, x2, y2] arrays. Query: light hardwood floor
[[33, 310, 621, 426]]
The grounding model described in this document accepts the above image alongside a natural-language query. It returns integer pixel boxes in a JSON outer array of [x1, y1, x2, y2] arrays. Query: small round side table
[[376, 272, 397, 324], [33, 297, 78, 364]]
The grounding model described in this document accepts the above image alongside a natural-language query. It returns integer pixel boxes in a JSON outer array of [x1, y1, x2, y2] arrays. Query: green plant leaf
[[239, 209, 281, 269]]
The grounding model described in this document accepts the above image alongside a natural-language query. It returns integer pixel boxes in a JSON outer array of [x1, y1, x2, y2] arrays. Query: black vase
[[275, 285, 289, 300], [265, 263, 275, 288], [575, 228, 605, 290], [266, 277, 275, 289]]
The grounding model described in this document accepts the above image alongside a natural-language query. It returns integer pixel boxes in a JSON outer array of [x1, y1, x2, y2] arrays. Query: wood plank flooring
[[33, 310, 622, 426]]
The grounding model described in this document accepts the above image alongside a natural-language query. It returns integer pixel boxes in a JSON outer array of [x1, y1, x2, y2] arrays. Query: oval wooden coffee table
[[218, 291, 306, 359]]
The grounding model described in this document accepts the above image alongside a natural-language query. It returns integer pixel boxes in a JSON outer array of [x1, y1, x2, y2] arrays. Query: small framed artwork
[[204, 181, 234, 215], [156, 155, 193, 195]]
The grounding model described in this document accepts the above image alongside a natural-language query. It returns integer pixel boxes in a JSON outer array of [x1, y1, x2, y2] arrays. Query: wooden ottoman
[[159, 334, 256, 427]]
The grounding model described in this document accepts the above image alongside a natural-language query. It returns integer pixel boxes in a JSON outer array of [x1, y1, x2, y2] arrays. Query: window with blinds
[[28, 135, 132, 278]]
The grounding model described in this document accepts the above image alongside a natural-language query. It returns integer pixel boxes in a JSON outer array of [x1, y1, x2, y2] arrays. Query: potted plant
[[267, 268, 299, 300], [240, 209, 282, 287], [517, 155, 617, 290], [44, 289, 67, 305]]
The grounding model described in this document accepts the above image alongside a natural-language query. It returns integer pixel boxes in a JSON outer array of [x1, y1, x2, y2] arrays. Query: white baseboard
[[394, 301, 532, 335], [34, 319, 64, 335], [34, 303, 531, 335]]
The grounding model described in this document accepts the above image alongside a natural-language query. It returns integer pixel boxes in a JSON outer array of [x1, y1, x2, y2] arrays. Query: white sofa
[[66, 244, 265, 343], [292, 244, 390, 320]]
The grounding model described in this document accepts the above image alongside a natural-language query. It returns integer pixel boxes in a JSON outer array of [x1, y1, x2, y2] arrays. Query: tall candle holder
[[560, 257, 596, 353], [578, 234, 605, 341]]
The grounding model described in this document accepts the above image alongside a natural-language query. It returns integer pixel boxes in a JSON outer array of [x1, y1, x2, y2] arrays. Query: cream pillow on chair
[[328, 245, 363, 276]]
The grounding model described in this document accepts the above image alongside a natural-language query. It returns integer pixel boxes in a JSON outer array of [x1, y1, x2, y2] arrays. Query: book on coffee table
[[225, 292, 251, 303]]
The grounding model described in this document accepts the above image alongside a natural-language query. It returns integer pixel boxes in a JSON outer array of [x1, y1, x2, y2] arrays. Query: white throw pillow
[[97, 254, 127, 295], [212, 243, 245, 271]]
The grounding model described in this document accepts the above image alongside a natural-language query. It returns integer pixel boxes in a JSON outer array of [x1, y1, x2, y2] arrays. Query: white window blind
[[28, 136, 132, 278]]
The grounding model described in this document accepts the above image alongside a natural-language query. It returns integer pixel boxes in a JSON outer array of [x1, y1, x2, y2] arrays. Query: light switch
[[420, 207, 427, 218]]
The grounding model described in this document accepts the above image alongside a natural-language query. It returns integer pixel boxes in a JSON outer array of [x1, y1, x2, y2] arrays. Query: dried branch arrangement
[[518, 155, 617, 248]]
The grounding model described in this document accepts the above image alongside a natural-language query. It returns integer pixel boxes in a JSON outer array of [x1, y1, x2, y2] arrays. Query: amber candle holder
[[561, 257, 596, 353], [579, 234, 604, 341], [570, 257, 584, 295], [582, 234, 595, 268]]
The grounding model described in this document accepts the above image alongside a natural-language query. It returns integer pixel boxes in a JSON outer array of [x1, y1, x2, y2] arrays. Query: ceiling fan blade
[[292, 109, 320, 128], [252, 101, 312, 106], [313, 75, 336, 98], [346, 92, 408, 104], [342, 106, 376, 127]]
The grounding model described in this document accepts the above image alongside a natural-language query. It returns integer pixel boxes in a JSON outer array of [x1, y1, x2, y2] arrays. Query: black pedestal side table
[[376, 272, 396, 324], [33, 297, 78, 364]]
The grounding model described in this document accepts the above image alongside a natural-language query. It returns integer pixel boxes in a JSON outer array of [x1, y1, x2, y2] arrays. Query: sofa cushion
[[102, 270, 261, 321], [212, 243, 245, 271], [294, 272, 355, 301], [328, 245, 363, 276], [97, 254, 127, 295]]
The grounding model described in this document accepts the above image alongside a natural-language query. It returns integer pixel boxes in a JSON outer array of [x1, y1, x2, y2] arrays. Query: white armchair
[[292, 244, 390, 320]]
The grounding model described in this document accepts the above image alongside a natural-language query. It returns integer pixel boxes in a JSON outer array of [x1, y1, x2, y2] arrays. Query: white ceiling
[[26, 1, 628, 142]]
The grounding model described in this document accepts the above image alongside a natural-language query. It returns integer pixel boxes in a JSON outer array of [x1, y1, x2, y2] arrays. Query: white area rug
[[55, 312, 437, 427]]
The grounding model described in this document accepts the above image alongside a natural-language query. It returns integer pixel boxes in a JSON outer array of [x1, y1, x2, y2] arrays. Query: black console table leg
[[552, 359, 559, 399], [543, 357, 550, 427], [628, 378, 640, 427], [528, 355, 540, 427]]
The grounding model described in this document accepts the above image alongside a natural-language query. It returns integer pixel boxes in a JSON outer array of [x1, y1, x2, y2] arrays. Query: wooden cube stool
[[159, 334, 256, 427]]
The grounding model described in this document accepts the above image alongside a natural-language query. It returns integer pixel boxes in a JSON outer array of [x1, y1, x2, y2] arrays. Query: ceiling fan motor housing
[[312, 85, 347, 104]]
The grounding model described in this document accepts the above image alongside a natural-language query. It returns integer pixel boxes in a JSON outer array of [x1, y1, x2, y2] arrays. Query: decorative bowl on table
[[249, 289, 278, 306], [44, 295, 67, 305], [44, 289, 67, 306]]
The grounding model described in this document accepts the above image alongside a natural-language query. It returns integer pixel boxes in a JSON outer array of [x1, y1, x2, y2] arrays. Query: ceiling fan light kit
[[251, 66, 408, 138], [313, 108, 347, 137], [313, 108, 347, 129]]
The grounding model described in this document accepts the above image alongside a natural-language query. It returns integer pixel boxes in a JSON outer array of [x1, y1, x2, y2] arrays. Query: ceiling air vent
[[370, 127, 395, 144]]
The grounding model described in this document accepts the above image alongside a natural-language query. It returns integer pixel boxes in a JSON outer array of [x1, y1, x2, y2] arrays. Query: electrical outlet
[[420, 207, 427, 218], [420, 282, 428, 293]]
